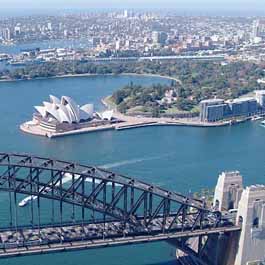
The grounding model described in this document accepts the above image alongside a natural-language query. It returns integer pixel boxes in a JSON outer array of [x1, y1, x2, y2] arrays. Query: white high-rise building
[[124, 10, 128, 18], [152, 31, 167, 45], [253, 20, 259, 38], [14, 25, 21, 36], [115, 40, 120, 50], [253, 19, 265, 39], [152, 31, 159, 44], [47, 22, 52, 31], [255, 90, 265, 108], [3, 28, 11, 41]]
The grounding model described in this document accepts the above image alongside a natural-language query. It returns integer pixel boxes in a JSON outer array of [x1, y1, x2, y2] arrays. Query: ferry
[[18, 171, 122, 207], [18, 187, 50, 207], [18, 195, 38, 207]]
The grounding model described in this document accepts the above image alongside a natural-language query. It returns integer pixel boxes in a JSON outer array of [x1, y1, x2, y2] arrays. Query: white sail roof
[[61, 96, 80, 122], [49, 95, 60, 105], [80, 104, 94, 118], [98, 110, 114, 121], [43, 102, 62, 122], [34, 106, 46, 118], [34, 95, 96, 124]]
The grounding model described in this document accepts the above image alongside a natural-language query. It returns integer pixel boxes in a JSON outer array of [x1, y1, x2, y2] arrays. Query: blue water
[[0, 74, 265, 265]]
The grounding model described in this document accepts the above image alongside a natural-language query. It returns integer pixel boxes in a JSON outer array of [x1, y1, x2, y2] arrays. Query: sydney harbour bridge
[[0, 153, 241, 262]]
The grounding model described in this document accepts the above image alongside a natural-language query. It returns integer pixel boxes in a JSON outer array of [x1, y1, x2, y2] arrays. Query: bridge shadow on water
[[145, 261, 176, 265]]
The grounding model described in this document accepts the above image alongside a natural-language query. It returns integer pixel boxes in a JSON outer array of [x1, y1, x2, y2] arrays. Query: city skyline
[[0, 0, 264, 13]]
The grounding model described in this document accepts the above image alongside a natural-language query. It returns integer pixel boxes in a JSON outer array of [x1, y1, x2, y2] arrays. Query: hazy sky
[[0, 0, 264, 15], [0, 0, 264, 9]]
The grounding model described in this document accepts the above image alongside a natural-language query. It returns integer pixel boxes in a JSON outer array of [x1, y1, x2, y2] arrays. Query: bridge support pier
[[213, 171, 243, 211], [213, 172, 265, 265], [234, 185, 265, 265]]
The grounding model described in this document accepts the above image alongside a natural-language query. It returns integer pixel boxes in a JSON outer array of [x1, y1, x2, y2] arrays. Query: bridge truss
[[0, 153, 239, 259]]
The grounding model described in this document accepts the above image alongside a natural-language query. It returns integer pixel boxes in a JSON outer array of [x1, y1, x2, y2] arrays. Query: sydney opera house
[[30, 95, 115, 133]]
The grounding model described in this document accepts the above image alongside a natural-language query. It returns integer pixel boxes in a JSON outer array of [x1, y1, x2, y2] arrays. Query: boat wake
[[18, 153, 173, 207], [99, 154, 171, 169]]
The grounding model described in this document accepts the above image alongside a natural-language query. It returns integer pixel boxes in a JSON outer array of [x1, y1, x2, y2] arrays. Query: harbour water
[[0, 74, 265, 265]]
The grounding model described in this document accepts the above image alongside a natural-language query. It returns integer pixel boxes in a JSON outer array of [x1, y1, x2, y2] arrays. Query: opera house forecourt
[[20, 95, 118, 138]]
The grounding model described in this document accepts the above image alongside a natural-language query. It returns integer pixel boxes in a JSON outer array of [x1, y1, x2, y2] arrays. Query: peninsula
[[20, 94, 249, 139]]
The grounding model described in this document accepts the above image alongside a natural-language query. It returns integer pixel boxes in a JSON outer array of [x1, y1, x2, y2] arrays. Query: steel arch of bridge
[[0, 153, 222, 231], [0, 152, 236, 259]]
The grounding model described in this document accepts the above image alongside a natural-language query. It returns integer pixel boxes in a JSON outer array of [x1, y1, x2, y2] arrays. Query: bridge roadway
[[0, 153, 241, 259], [84, 55, 225, 63], [0, 219, 240, 259]]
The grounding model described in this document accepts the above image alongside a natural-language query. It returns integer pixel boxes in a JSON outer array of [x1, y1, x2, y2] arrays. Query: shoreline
[[0, 72, 182, 84], [20, 104, 251, 139], [16, 72, 254, 139], [20, 117, 249, 139]]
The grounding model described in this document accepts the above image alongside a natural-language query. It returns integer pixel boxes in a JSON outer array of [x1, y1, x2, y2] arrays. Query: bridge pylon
[[234, 185, 265, 265], [213, 171, 243, 211], [211, 171, 265, 265]]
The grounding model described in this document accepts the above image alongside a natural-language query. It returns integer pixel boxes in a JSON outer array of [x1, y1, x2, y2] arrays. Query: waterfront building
[[33, 95, 114, 133], [200, 97, 258, 122], [199, 99, 225, 122], [35, 95, 93, 124], [228, 97, 258, 117], [255, 90, 265, 108]]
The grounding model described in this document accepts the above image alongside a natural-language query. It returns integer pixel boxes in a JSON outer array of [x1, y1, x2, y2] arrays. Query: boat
[[18, 195, 38, 207], [8, 60, 26, 66], [18, 170, 122, 207], [251, 116, 263, 121]]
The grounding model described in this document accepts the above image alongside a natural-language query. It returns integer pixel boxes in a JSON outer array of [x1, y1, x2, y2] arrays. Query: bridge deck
[[0, 153, 241, 259], [0, 223, 240, 259]]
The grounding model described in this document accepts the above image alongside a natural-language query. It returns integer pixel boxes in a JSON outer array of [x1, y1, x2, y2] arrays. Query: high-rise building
[[124, 10, 128, 18], [228, 98, 258, 117], [115, 40, 120, 50], [253, 20, 259, 38], [125, 40, 131, 48], [47, 22, 52, 31], [200, 97, 258, 122], [200, 99, 225, 122], [159, 32, 168, 45], [152, 31, 159, 44], [152, 31, 168, 45], [252, 19, 265, 39], [3, 28, 11, 41], [14, 25, 21, 36], [92, 37, 100, 47]]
